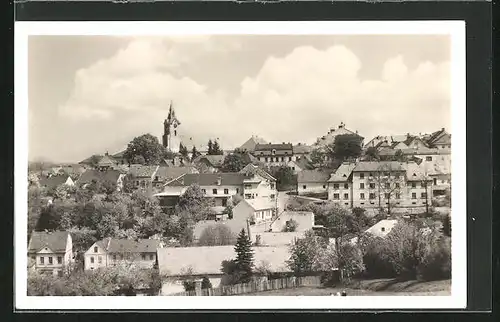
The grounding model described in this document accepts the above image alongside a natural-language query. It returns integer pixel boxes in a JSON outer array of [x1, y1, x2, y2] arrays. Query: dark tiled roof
[[38, 175, 71, 190], [293, 157, 312, 170], [239, 136, 268, 152], [76, 169, 122, 186], [195, 155, 226, 167], [28, 231, 69, 253], [154, 166, 198, 182], [297, 170, 333, 183], [79, 154, 103, 165], [293, 144, 313, 154], [239, 164, 276, 182], [328, 163, 356, 182], [255, 143, 293, 151], [98, 238, 161, 253], [353, 161, 406, 172], [128, 165, 159, 178], [166, 173, 245, 187]]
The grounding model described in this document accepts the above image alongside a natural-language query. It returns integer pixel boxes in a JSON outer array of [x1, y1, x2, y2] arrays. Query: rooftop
[[297, 169, 333, 183], [28, 231, 69, 253]]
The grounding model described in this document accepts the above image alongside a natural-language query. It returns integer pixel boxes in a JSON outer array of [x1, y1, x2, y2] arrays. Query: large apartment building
[[327, 161, 435, 210]]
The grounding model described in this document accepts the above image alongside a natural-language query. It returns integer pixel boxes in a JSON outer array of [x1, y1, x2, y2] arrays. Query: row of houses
[[28, 216, 400, 295], [297, 160, 451, 209]]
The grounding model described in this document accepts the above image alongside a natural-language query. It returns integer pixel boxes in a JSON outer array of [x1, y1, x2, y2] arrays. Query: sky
[[28, 35, 451, 163]]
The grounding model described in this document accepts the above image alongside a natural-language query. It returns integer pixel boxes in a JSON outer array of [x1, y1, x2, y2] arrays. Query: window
[[385, 183, 390, 189], [421, 192, 427, 199], [224, 189, 229, 194], [396, 193, 401, 199], [426, 156, 432, 161], [411, 182, 417, 188], [412, 201, 417, 205], [285, 151, 288, 155], [236, 188, 239, 194], [272, 149, 276, 155], [361, 202, 365, 205], [244, 184, 252, 189], [155, 176, 159, 181], [265, 157, 268, 162], [369, 172, 373, 177], [360, 173, 365, 179], [202, 189, 206, 194], [303, 185, 307, 189], [281, 157, 284, 161], [57, 256, 62, 264], [369, 183, 376, 189], [360, 193, 365, 200], [113, 255, 117, 261], [141, 254, 146, 260], [98, 256, 102, 264], [344, 183, 349, 189], [333, 193, 340, 200], [48, 257, 53, 265], [270, 194, 275, 199], [245, 194, 252, 199], [345, 203, 349, 206], [343, 193, 349, 200], [384, 193, 390, 199], [421, 182, 426, 188], [360, 183, 365, 189], [90, 257, 95, 264], [270, 184, 275, 189], [369, 193, 376, 200], [333, 184, 339, 189], [395, 183, 400, 188], [212, 189, 218, 194], [40, 257, 44, 264], [289, 157, 292, 162], [94, 246, 98, 253], [412, 193, 417, 199], [150, 254, 154, 260], [292, 167, 295, 170], [381, 227, 386, 232], [323, 185, 326, 189]]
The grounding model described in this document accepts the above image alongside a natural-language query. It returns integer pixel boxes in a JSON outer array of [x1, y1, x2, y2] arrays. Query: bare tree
[[371, 163, 404, 215]]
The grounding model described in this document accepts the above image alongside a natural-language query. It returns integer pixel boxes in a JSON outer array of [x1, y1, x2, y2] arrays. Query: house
[[378, 147, 451, 174], [292, 143, 313, 160], [157, 245, 292, 295], [314, 122, 364, 150], [253, 143, 294, 166], [287, 156, 312, 174], [232, 198, 276, 226], [84, 238, 163, 271], [239, 135, 268, 153], [151, 166, 199, 188], [127, 164, 160, 190], [297, 169, 333, 197], [155, 166, 277, 209], [426, 128, 451, 150], [193, 155, 226, 173], [327, 162, 357, 205], [38, 174, 75, 190], [27, 231, 74, 276], [76, 169, 125, 191]]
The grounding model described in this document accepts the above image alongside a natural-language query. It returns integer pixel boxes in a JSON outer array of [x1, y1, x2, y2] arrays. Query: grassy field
[[240, 279, 451, 296]]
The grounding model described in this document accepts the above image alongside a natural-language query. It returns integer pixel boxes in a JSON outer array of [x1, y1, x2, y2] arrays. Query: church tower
[[162, 101, 181, 153]]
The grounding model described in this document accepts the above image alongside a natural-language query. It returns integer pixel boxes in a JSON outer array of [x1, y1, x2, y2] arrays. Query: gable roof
[[328, 163, 356, 182], [352, 161, 406, 172], [76, 169, 122, 186], [95, 238, 161, 253], [365, 220, 398, 238], [315, 123, 363, 147], [154, 166, 198, 182], [239, 164, 276, 182], [28, 231, 69, 253], [157, 245, 291, 276], [239, 135, 268, 152], [195, 155, 226, 167], [293, 144, 313, 154], [165, 173, 245, 187], [243, 198, 276, 211], [292, 157, 312, 171], [79, 154, 103, 165], [97, 154, 116, 167], [38, 175, 71, 189], [297, 169, 333, 183], [128, 165, 159, 178], [427, 128, 451, 146]]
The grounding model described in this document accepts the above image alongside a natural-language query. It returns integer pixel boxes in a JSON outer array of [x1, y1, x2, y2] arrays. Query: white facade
[[299, 182, 328, 195], [29, 234, 74, 276], [84, 242, 157, 271]]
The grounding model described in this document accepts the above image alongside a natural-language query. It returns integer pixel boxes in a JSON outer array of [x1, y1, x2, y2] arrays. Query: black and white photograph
[[15, 21, 466, 310]]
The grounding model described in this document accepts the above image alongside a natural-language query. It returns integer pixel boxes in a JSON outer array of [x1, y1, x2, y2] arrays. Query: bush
[[201, 277, 212, 289], [198, 224, 235, 246], [183, 280, 196, 292], [283, 219, 298, 232], [417, 237, 451, 281]]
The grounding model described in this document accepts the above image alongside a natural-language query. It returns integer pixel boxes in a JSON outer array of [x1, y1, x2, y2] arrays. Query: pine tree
[[207, 140, 213, 155], [201, 276, 212, 289], [191, 146, 200, 162], [212, 140, 222, 155], [234, 228, 254, 284]]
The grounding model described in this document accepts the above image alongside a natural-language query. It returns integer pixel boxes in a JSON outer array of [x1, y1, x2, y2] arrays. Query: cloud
[[58, 38, 450, 157]]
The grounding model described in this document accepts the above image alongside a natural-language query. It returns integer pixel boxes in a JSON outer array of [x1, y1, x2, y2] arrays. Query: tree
[[131, 155, 146, 165], [364, 147, 380, 161], [89, 155, 101, 169], [287, 230, 328, 275], [310, 148, 326, 168], [211, 140, 223, 155], [394, 149, 408, 162], [201, 277, 212, 289], [179, 143, 189, 158], [270, 166, 296, 191], [442, 214, 451, 237], [198, 224, 235, 246], [124, 133, 165, 165], [234, 229, 254, 283], [191, 146, 201, 162], [220, 153, 247, 172], [327, 134, 363, 162], [372, 163, 404, 215], [207, 140, 213, 155], [283, 219, 298, 232]]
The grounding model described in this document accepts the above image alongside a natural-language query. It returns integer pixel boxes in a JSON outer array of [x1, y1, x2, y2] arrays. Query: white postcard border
[[15, 20, 466, 310]]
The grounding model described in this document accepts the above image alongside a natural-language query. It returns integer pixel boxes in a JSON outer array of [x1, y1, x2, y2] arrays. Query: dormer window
[[94, 247, 98, 253], [272, 149, 276, 155], [381, 227, 386, 232]]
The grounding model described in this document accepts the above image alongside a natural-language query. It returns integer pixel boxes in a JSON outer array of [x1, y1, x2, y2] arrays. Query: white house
[[27, 231, 74, 276], [297, 170, 333, 197], [84, 238, 163, 271]]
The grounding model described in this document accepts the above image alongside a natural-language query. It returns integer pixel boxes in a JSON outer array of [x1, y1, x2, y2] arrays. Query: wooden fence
[[168, 275, 322, 296]]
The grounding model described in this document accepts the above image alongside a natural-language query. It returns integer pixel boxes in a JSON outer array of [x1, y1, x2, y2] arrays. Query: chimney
[[217, 176, 222, 186], [282, 142, 285, 144], [441, 127, 445, 131]]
